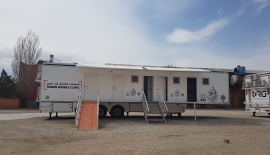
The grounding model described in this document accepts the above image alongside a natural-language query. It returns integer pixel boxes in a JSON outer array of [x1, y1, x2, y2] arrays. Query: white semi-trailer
[[36, 62, 229, 118], [242, 72, 270, 116]]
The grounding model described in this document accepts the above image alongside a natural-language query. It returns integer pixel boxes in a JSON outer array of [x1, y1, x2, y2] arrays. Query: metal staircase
[[141, 89, 168, 123]]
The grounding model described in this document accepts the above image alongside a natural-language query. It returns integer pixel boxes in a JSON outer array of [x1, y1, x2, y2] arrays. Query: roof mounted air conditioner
[[250, 74, 258, 81], [257, 80, 266, 87], [242, 82, 250, 88], [250, 81, 257, 87]]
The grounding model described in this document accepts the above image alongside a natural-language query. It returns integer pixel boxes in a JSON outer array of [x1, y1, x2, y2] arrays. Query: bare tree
[[11, 30, 42, 107]]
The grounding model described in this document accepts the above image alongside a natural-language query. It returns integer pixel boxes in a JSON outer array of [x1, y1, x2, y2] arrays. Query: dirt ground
[[0, 109, 270, 155]]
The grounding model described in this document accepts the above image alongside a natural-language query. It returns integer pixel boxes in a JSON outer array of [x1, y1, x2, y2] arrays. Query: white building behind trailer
[[242, 72, 270, 116], [36, 63, 229, 119]]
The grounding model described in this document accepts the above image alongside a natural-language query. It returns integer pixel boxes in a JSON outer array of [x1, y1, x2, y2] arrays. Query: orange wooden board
[[77, 100, 98, 130]]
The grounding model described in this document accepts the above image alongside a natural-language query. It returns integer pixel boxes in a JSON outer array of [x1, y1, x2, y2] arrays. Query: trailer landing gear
[[49, 112, 58, 119], [177, 113, 182, 118], [252, 112, 256, 116], [49, 112, 52, 119]]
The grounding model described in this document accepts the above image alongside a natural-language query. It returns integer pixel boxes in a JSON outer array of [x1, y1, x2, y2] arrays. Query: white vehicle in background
[[242, 72, 270, 116], [35, 62, 229, 119]]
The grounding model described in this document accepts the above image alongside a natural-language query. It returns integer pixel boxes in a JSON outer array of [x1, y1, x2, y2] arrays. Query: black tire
[[74, 107, 77, 113], [268, 113, 270, 116], [99, 105, 107, 118], [111, 106, 124, 118]]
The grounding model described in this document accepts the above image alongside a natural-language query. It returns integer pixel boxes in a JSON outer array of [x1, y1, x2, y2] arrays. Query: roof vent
[[50, 54, 54, 62]]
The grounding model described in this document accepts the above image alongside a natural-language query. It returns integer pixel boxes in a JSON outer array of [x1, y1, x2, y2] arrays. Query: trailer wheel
[[111, 106, 124, 118], [99, 105, 107, 118], [268, 113, 270, 116]]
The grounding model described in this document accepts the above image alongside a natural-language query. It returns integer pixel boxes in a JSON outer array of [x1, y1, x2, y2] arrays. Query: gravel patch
[[0, 112, 73, 121], [0, 109, 270, 155]]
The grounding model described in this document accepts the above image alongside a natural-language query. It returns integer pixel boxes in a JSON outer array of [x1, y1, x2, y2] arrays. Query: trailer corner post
[[194, 103, 196, 121]]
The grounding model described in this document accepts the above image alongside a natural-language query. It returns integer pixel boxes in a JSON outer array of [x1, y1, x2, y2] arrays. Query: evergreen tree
[[0, 69, 16, 98]]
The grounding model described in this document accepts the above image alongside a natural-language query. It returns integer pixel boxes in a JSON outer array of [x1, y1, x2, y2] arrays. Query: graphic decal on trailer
[[251, 89, 267, 101], [220, 95, 226, 101], [207, 87, 218, 102], [200, 94, 206, 101], [130, 88, 136, 96], [174, 89, 180, 97], [43, 80, 82, 91], [170, 90, 180, 97]]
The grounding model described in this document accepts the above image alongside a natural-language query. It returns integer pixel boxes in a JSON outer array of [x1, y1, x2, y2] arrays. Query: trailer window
[[131, 75, 138, 83], [202, 78, 209, 85], [173, 77, 180, 84]]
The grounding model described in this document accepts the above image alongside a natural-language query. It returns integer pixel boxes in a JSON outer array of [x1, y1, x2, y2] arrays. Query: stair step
[[148, 105, 159, 108], [148, 112, 161, 114], [141, 91, 167, 123], [147, 116, 164, 118]]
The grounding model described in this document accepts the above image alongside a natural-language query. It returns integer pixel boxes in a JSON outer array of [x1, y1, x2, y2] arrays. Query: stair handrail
[[141, 89, 149, 123], [157, 89, 168, 114]]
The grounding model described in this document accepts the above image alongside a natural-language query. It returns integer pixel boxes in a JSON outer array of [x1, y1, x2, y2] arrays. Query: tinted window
[[203, 78, 209, 85], [173, 77, 180, 84], [131, 76, 138, 83]]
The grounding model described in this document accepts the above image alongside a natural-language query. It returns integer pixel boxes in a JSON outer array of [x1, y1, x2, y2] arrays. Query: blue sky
[[1, 0, 270, 75]]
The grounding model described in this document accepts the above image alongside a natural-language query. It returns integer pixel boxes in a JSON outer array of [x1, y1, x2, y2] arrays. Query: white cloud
[[257, 3, 269, 11], [173, 45, 270, 71], [236, 8, 246, 17], [166, 19, 229, 44], [0, 57, 12, 75], [217, 9, 223, 15], [0, 48, 13, 75], [0, 0, 163, 67], [253, 0, 269, 12], [153, 0, 193, 13], [1, 0, 270, 73], [254, 0, 269, 3]]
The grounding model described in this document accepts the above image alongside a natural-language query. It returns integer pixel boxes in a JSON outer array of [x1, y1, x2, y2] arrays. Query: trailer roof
[[143, 67, 210, 72], [76, 64, 210, 72], [105, 63, 266, 74], [77, 64, 143, 70], [43, 62, 77, 66]]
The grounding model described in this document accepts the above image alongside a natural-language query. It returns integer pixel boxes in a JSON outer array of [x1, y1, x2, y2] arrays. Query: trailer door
[[187, 78, 197, 102], [84, 73, 98, 100], [143, 76, 153, 101], [158, 76, 167, 101], [113, 75, 124, 101]]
